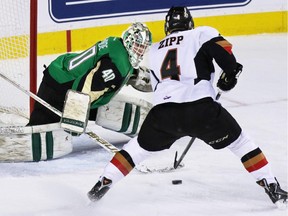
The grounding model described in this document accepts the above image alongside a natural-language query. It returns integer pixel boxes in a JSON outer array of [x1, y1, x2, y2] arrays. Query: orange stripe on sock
[[246, 158, 268, 173], [111, 157, 130, 176], [114, 152, 134, 172], [243, 153, 265, 169]]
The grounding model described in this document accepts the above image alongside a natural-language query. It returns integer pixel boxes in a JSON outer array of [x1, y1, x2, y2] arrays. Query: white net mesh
[[0, 0, 31, 123]]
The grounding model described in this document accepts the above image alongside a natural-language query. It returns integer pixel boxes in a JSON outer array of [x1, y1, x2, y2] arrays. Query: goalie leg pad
[[95, 94, 152, 137], [0, 123, 72, 162]]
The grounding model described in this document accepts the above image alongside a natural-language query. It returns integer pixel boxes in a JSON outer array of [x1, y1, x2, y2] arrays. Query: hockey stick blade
[[136, 163, 184, 174]]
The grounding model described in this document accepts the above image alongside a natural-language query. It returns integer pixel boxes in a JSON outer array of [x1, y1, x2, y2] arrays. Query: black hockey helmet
[[164, 6, 194, 36]]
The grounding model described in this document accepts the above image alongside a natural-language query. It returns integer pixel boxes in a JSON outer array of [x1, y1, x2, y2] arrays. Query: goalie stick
[[0, 72, 182, 173], [0, 72, 164, 172], [0, 72, 62, 117], [0, 71, 119, 153]]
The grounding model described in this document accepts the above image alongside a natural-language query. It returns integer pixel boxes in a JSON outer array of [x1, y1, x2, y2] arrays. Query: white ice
[[0, 33, 287, 216]]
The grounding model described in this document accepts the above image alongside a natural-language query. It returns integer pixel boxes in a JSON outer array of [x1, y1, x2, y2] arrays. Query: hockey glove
[[217, 63, 243, 91], [127, 66, 153, 92]]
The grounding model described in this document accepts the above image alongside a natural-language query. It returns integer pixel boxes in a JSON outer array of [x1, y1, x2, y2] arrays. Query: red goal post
[[0, 0, 37, 122]]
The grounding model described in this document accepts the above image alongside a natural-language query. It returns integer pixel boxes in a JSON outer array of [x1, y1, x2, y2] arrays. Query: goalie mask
[[164, 6, 194, 36], [122, 22, 152, 69]]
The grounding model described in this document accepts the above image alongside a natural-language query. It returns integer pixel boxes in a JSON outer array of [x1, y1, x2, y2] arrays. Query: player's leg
[[28, 81, 60, 125], [192, 100, 242, 149], [227, 132, 287, 205], [87, 136, 153, 201], [28, 69, 73, 126], [196, 101, 287, 206], [88, 104, 178, 201]]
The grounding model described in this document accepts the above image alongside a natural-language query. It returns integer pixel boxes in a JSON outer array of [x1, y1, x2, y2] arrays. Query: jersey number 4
[[160, 49, 180, 81]]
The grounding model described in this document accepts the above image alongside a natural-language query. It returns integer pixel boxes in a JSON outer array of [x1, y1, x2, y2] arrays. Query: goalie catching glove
[[217, 63, 243, 91], [127, 66, 153, 92]]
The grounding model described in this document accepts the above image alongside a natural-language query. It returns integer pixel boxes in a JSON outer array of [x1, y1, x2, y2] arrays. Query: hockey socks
[[241, 147, 268, 173], [110, 150, 135, 176]]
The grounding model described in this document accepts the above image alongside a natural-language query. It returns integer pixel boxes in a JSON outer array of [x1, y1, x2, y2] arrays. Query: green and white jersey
[[47, 37, 134, 109]]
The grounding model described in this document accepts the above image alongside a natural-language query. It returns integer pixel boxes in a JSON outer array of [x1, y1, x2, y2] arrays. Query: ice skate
[[87, 177, 112, 202], [257, 178, 287, 208]]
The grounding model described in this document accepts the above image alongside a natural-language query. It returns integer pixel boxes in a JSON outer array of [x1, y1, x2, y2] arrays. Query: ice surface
[[0, 33, 287, 216]]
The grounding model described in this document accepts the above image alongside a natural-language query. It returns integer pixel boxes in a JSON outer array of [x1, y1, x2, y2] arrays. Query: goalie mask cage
[[0, 0, 37, 122]]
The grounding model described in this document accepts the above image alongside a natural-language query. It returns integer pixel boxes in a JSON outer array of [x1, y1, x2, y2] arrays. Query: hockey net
[[0, 0, 37, 126]]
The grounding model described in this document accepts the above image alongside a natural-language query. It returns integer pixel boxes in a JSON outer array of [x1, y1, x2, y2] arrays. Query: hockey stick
[[173, 137, 196, 169], [0, 72, 119, 153], [0, 72, 62, 117], [216, 91, 222, 100], [173, 93, 222, 169], [174, 65, 243, 169]]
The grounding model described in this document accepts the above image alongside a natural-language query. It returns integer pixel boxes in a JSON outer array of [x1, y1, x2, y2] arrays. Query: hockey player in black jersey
[[87, 6, 287, 207]]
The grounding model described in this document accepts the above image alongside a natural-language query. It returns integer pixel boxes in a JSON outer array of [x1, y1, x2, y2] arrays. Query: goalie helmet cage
[[0, 0, 37, 120]]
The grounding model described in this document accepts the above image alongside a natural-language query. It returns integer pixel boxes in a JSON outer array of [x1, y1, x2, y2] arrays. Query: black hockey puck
[[172, 180, 182, 185]]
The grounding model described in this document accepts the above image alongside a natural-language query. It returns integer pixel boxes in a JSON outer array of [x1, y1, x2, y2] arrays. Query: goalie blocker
[[60, 90, 90, 134], [61, 90, 152, 137], [95, 93, 153, 137]]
